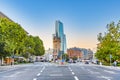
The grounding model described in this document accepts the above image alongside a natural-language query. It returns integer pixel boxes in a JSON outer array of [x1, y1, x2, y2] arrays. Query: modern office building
[[53, 20, 67, 60]]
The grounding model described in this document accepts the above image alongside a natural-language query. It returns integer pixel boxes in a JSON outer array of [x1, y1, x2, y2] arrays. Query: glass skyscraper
[[53, 20, 67, 58]]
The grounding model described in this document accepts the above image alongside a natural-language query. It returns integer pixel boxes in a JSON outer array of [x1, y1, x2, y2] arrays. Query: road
[[0, 62, 120, 80]]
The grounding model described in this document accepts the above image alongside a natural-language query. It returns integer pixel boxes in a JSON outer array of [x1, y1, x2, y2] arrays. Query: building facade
[[67, 47, 82, 59], [53, 36, 61, 60], [67, 47, 93, 60], [44, 48, 53, 61], [81, 48, 93, 60], [53, 20, 67, 59]]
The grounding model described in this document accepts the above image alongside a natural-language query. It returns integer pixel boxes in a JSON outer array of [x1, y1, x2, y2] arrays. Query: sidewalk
[[0, 63, 32, 72], [0, 65, 15, 72]]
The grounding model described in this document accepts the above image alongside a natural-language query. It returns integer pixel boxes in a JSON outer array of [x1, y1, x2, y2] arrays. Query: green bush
[[14, 62, 18, 65], [117, 62, 120, 66]]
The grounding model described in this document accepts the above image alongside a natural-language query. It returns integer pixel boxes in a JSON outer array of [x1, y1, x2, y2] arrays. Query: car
[[73, 60, 77, 63], [85, 61, 89, 64]]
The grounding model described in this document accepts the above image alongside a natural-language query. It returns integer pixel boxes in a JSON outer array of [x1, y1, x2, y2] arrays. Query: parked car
[[85, 61, 89, 64]]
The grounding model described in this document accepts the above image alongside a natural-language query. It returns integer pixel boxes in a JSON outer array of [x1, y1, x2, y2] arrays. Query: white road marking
[[24, 69, 30, 71], [40, 66, 45, 73], [68, 67, 71, 70], [68, 67, 72, 71], [74, 76, 79, 80], [33, 78, 37, 80], [98, 76, 112, 80], [104, 70, 116, 74], [37, 73, 41, 76], [40, 70, 43, 72], [72, 72, 75, 75], [50, 74, 63, 76], [87, 69, 100, 74]]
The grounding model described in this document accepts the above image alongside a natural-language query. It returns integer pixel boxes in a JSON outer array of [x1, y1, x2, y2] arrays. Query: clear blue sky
[[0, 0, 120, 50]]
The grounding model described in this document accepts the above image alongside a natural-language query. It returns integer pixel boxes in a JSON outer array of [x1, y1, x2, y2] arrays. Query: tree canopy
[[0, 18, 45, 58], [96, 21, 120, 64]]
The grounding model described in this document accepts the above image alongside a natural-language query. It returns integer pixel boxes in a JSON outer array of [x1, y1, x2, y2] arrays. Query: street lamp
[[110, 54, 112, 66]]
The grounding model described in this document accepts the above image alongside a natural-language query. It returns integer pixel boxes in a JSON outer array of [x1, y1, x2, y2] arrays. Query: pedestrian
[[11, 62, 12, 66], [113, 61, 117, 67]]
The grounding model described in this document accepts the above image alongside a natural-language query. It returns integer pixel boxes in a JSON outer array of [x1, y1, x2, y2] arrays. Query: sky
[[0, 0, 120, 51]]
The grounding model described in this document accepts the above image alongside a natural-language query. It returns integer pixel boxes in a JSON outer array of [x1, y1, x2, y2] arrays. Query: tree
[[0, 18, 12, 57], [96, 21, 120, 64], [23, 35, 35, 58], [2, 18, 28, 57], [62, 54, 69, 62], [33, 36, 45, 56], [0, 17, 45, 64]]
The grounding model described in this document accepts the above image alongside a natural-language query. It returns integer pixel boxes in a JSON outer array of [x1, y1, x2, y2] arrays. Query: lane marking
[[72, 72, 75, 75], [33, 78, 37, 80], [50, 74, 63, 76], [40, 66, 45, 73], [40, 70, 43, 72], [68, 67, 72, 71], [98, 76, 112, 80], [74, 76, 79, 80], [104, 70, 116, 74], [68, 67, 71, 70], [37, 73, 41, 76], [87, 69, 100, 74]]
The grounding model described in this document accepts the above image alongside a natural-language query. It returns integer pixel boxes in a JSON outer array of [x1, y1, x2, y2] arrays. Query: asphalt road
[[0, 62, 120, 80]]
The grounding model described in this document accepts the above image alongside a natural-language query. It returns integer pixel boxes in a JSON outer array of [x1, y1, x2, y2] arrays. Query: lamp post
[[110, 54, 112, 66]]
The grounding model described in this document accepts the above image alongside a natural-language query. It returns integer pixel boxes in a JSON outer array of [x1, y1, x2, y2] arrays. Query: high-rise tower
[[53, 20, 67, 59]]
